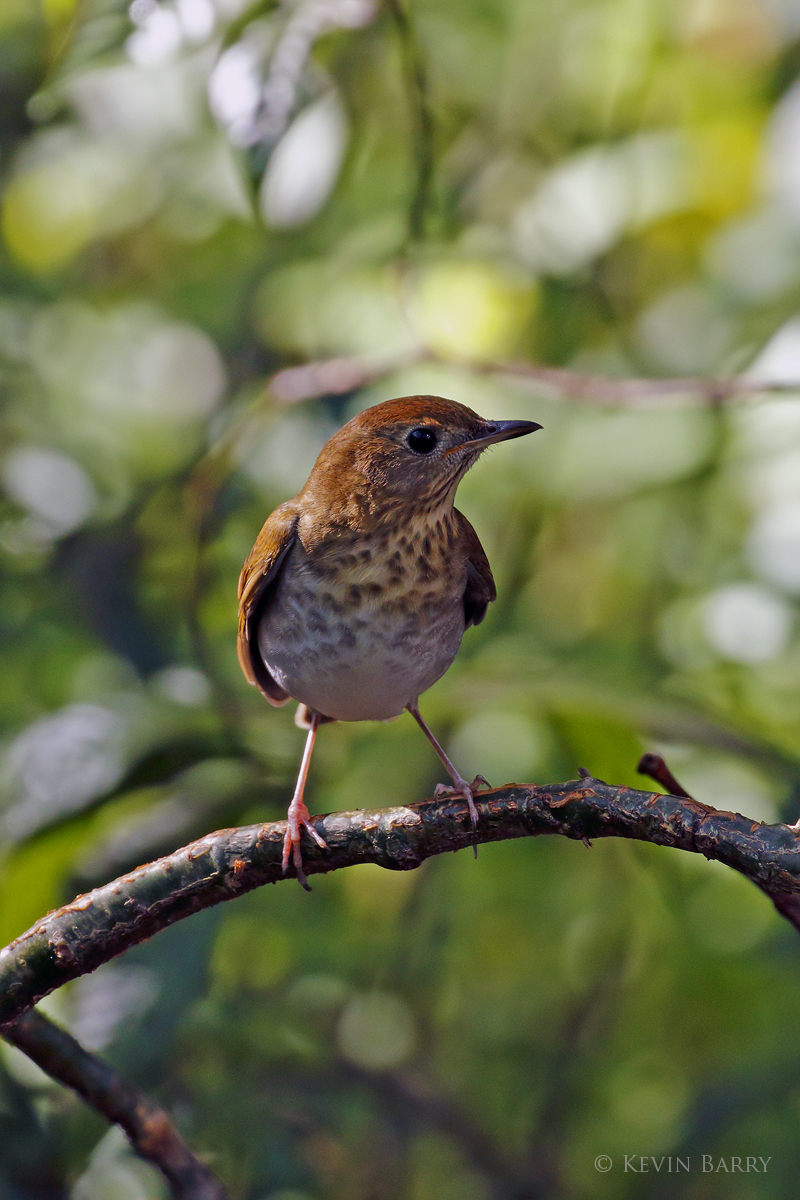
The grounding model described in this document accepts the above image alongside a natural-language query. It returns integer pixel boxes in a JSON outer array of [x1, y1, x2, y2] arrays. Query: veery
[[238, 395, 541, 886]]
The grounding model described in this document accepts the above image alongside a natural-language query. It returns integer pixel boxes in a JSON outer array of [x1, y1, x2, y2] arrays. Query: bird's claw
[[434, 776, 490, 857], [282, 800, 327, 890]]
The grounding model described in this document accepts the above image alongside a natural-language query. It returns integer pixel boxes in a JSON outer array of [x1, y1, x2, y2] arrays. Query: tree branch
[[4, 1009, 228, 1200], [266, 350, 799, 406], [637, 752, 800, 936], [2, 776, 800, 1029]]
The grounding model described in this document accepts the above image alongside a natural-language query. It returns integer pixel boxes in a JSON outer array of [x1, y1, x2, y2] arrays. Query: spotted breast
[[256, 509, 468, 722]]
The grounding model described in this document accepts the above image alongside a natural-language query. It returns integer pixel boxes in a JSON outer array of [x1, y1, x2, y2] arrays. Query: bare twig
[[4, 1009, 228, 1200], [269, 353, 409, 403], [466, 359, 797, 404], [266, 349, 799, 406], [2, 775, 800, 1028], [637, 751, 692, 799], [637, 751, 800, 936]]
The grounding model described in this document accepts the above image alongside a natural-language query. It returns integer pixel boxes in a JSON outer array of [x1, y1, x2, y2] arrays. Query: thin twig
[[2, 775, 800, 1028], [266, 349, 799, 406], [637, 751, 800, 935], [637, 752, 692, 799], [269, 352, 409, 403], [463, 359, 797, 404], [4, 1009, 228, 1200]]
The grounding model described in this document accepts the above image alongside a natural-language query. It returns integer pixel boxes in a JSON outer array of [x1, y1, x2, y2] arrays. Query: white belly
[[257, 576, 465, 722]]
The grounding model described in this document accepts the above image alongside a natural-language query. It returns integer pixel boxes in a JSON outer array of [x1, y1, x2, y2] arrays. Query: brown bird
[[237, 395, 541, 886]]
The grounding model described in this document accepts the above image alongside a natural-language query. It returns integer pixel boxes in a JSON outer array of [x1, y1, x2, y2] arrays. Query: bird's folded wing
[[237, 501, 299, 704], [454, 508, 497, 628]]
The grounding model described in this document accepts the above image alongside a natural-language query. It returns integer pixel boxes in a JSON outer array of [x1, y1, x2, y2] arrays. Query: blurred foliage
[[4, 0, 800, 1196]]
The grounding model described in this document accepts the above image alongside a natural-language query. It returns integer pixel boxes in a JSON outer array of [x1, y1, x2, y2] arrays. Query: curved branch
[[2, 776, 799, 1028], [636, 753, 800, 935], [4, 1009, 228, 1200]]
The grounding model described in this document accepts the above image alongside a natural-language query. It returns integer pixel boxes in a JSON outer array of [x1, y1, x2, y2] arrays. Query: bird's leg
[[406, 702, 488, 854], [283, 709, 327, 889]]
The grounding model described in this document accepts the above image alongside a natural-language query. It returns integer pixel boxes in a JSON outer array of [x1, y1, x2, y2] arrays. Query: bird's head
[[305, 395, 542, 516]]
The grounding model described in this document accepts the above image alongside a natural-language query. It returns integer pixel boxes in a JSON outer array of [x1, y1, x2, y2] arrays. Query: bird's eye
[[406, 427, 438, 454]]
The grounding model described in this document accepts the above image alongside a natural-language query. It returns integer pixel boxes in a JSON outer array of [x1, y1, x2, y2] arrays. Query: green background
[[2, 0, 800, 1196]]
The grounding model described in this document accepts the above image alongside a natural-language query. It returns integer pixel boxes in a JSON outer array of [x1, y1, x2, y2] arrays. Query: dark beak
[[466, 419, 543, 451]]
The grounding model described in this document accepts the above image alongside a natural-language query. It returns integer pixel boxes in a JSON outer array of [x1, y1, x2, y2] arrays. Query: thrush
[[237, 395, 541, 886]]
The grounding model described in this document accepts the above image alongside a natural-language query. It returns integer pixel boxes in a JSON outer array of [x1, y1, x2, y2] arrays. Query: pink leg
[[406, 702, 489, 854], [283, 709, 327, 889]]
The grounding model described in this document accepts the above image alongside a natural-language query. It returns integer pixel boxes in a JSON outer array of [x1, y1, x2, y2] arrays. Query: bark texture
[[5, 1009, 228, 1200], [2, 775, 799, 1029]]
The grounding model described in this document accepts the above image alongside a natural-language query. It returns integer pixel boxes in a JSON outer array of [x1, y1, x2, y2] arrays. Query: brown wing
[[454, 508, 496, 629], [237, 501, 298, 704]]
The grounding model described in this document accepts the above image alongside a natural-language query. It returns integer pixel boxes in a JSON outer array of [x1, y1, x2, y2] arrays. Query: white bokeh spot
[[2, 446, 97, 536], [260, 92, 348, 228], [748, 502, 800, 593], [747, 316, 800, 384], [702, 583, 793, 664]]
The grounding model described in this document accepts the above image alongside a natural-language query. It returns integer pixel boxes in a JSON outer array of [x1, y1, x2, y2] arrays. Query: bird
[[237, 395, 542, 887]]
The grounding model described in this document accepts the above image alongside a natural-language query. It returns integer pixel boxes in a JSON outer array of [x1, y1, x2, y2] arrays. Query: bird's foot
[[433, 775, 490, 856], [282, 799, 327, 891]]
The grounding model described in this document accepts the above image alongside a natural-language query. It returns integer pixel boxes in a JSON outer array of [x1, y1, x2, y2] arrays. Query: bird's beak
[[464, 419, 543, 451]]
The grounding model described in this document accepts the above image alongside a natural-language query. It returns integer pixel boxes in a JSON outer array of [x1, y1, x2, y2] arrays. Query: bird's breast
[[256, 518, 467, 721]]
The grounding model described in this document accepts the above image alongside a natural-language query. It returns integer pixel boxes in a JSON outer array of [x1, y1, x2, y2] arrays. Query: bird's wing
[[237, 501, 299, 704], [454, 508, 497, 629]]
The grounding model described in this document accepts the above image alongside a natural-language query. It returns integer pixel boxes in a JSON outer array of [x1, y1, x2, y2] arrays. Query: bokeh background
[[3, 0, 800, 1196]]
